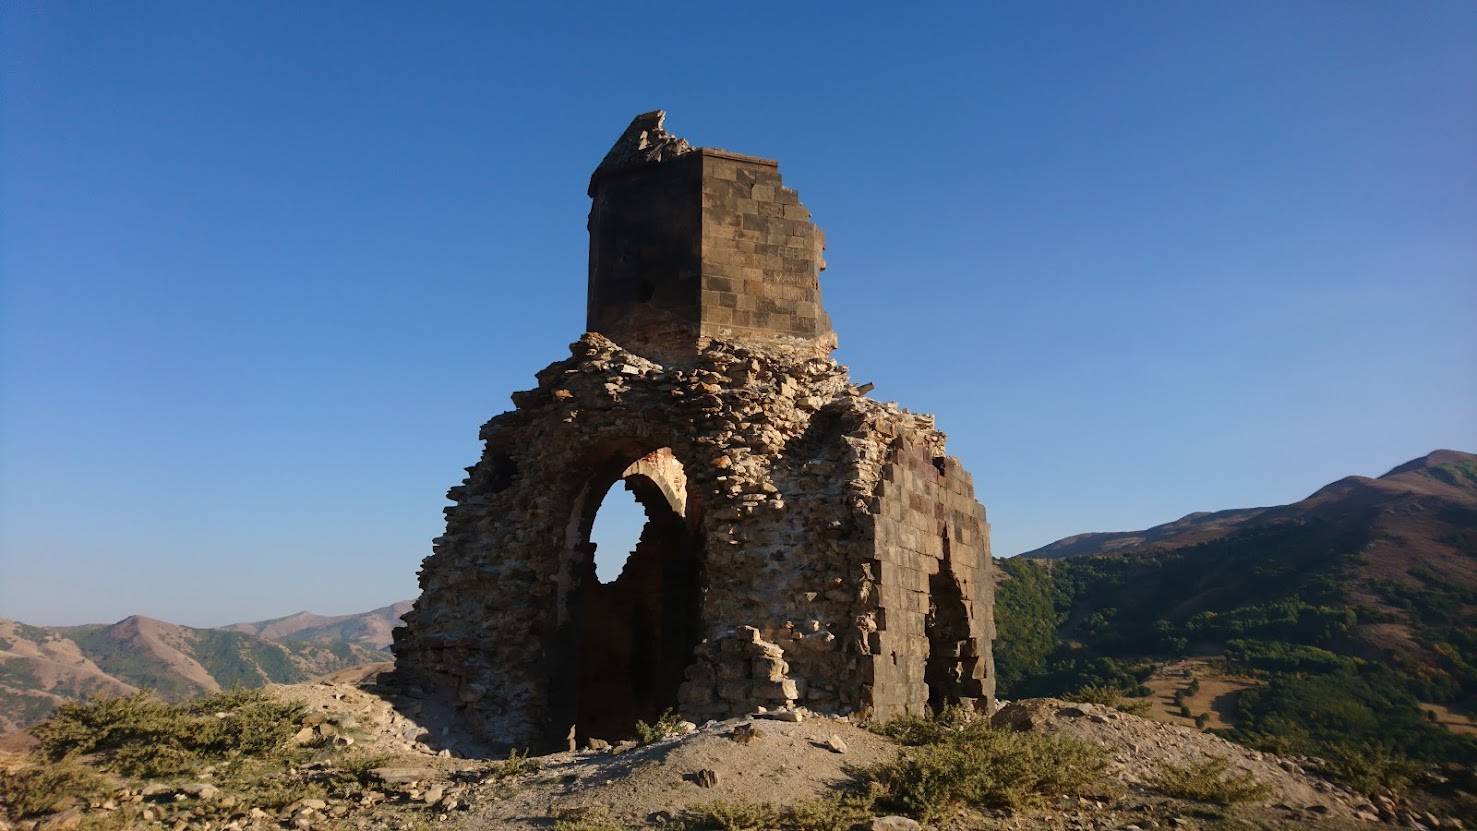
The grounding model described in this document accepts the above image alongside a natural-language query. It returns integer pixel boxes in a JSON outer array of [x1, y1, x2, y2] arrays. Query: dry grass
[[1141, 659, 1258, 730], [1420, 702, 1477, 736]]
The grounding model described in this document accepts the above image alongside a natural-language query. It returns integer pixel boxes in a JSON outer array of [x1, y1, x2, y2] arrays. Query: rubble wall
[[392, 333, 994, 749]]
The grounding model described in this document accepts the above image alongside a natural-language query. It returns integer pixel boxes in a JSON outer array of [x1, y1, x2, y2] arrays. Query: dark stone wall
[[587, 152, 703, 363], [586, 112, 835, 365]]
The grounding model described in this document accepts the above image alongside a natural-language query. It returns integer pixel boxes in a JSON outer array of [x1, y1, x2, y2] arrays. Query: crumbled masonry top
[[588, 110, 693, 195]]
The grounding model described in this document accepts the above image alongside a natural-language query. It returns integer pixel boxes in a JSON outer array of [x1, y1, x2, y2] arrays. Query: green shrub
[[863, 721, 1106, 820], [867, 713, 949, 746], [253, 779, 329, 811], [335, 752, 396, 786], [1068, 683, 1149, 715], [683, 796, 872, 831], [0, 759, 108, 819], [1147, 757, 1270, 804], [634, 708, 684, 745], [111, 741, 199, 778], [487, 748, 543, 779], [552, 805, 633, 831], [1310, 741, 1423, 795], [781, 795, 875, 831], [33, 687, 306, 776], [688, 800, 780, 831], [1066, 683, 1123, 706]]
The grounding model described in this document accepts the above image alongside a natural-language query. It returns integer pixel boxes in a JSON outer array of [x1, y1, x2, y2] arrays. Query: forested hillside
[[993, 450, 1477, 790]]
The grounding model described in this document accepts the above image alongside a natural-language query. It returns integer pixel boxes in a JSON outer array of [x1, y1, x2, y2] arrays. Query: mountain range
[[4, 451, 1472, 738], [0, 603, 408, 732], [1018, 448, 1477, 666], [992, 449, 1477, 784]]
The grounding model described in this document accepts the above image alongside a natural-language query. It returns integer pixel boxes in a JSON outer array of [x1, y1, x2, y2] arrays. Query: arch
[[550, 446, 703, 745]]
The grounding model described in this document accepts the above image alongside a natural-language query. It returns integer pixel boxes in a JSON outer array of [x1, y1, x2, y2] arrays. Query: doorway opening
[[925, 534, 979, 713], [567, 448, 701, 743]]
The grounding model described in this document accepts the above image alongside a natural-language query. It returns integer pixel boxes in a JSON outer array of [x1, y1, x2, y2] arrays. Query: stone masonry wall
[[587, 111, 834, 365], [392, 333, 994, 749], [392, 111, 993, 751], [696, 151, 832, 352]]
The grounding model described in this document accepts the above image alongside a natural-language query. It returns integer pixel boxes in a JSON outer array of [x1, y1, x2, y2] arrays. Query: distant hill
[[994, 450, 1477, 786], [1021, 450, 1477, 658], [1027, 449, 1476, 564], [0, 612, 392, 732], [221, 601, 411, 651]]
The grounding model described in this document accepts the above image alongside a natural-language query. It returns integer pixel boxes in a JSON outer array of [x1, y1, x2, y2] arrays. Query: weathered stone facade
[[392, 112, 995, 750]]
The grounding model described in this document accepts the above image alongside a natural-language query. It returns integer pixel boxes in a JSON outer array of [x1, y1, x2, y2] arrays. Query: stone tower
[[392, 112, 995, 750], [585, 111, 834, 365]]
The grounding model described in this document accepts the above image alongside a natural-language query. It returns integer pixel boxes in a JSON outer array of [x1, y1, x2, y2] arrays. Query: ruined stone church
[[392, 112, 995, 749]]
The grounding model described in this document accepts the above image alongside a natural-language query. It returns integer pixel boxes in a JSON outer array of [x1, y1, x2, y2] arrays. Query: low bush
[[0, 759, 107, 819], [552, 805, 633, 831], [781, 795, 875, 831], [634, 708, 685, 745], [1308, 741, 1423, 795], [487, 747, 543, 779], [862, 720, 1106, 820], [1066, 684, 1124, 706], [34, 688, 306, 776], [684, 795, 872, 831], [866, 713, 949, 746], [687, 800, 780, 831], [334, 752, 396, 787], [1068, 683, 1150, 715], [1147, 757, 1270, 804]]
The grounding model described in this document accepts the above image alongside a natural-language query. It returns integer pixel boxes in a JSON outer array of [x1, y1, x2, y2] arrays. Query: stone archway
[[555, 448, 703, 743]]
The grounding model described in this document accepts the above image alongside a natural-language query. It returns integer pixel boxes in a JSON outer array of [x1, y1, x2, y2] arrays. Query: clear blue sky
[[3, 2, 1473, 627]]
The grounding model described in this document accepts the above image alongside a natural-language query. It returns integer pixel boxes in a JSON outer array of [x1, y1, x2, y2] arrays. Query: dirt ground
[[7, 667, 1474, 831]]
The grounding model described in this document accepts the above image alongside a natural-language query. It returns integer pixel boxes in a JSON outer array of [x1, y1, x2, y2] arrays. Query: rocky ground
[[3, 665, 1472, 831]]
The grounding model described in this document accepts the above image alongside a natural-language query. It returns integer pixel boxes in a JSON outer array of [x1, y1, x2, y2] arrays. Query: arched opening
[[558, 448, 702, 744]]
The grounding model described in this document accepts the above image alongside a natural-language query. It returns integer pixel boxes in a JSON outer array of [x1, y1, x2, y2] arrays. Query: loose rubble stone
[[863, 817, 921, 831], [730, 724, 763, 745], [35, 809, 82, 831], [368, 767, 443, 785], [824, 734, 848, 753], [392, 111, 996, 751], [694, 769, 721, 788], [178, 783, 218, 800], [768, 709, 807, 723]]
